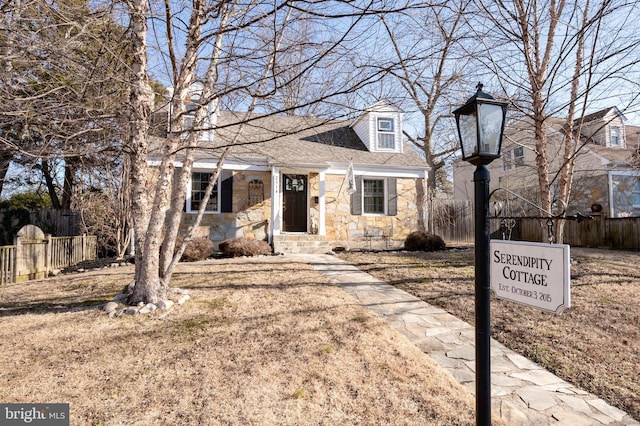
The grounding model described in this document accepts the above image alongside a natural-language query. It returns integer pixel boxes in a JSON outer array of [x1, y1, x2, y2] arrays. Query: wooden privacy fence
[[0, 225, 97, 286], [431, 199, 640, 250], [430, 200, 475, 243], [516, 215, 640, 249]]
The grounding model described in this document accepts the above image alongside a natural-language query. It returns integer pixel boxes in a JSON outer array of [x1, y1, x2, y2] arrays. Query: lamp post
[[453, 83, 508, 426]]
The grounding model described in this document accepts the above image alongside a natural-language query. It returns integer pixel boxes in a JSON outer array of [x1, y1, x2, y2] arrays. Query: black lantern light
[[453, 83, 508, 165], [454, 83, 508, 426]]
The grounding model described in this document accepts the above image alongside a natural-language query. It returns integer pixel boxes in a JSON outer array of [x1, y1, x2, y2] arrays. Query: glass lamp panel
[[458, 112, 478, 159], [478, 103, 504, 156]]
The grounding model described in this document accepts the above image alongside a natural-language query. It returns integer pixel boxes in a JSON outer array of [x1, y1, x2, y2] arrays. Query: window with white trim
[[350, 176, 397, 216], [183, 103, 197, 130], [189, 172, 218, 212], [633, 179, 640, 208], [610, 126, 621, 146], [376, 118, 395, 150], [363, 178, 385, 214], [503, 146, 525, 171]]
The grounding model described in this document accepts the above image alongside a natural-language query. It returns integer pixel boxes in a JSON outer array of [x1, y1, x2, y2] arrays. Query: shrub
[[219, 237, 272, 257], [180, 237, 216, 262], [404, 231, 446, 252]]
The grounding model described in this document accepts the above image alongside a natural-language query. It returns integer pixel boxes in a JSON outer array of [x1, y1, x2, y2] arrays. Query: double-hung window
[[503, 146, 525, 171], [183, 103, 197, 130], [190, 172, 218, 212], [350, 176, 397, 216], [513, 146, 524, 166], [610, 126, 621, 146], [363, 178, 385, 214], [376, 118, 395, 150]]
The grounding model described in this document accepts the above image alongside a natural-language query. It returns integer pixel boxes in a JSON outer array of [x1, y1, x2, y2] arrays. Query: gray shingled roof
[[150, 110, 426, 169], [586, 124, 640, 164]]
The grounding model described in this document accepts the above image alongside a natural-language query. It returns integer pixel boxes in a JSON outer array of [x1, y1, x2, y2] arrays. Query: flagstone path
[[293, 254, 639, 426]]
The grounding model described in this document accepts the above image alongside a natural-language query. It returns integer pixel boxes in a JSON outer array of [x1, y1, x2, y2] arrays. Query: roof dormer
[[350, 100, 403, 153], [166, 82, 215, 142], [578, 106, 627, 148]]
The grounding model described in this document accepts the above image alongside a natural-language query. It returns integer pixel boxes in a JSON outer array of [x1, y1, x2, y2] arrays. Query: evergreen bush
[[404, 231, 446, 252]]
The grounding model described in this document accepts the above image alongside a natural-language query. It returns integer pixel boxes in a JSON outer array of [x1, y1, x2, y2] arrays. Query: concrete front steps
[[272, 234, 334, 254]]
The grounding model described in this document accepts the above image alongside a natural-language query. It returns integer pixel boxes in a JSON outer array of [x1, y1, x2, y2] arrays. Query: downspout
[[319, 171, 326, 236], [607, 171, 614, 218], [424, 168, 429, 232], [269, 167, 281, 244]]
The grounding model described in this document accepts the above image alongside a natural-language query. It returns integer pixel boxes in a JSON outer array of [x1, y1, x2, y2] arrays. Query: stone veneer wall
[[568, 173, 609, 215], [178, 170, 425, 249], [309, 173, 425, 249], [610, 175, 640, 217], [180, 170, 272, 247]]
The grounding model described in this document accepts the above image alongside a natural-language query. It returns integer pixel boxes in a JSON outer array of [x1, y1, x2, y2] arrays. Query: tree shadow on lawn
[[0, 270, 131, 317]]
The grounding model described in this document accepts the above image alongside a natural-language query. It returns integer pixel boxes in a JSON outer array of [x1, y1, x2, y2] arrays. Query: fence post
[[12, 234, 20, 283], [598, 214, 606, 247], [44, 234, 52, 277]]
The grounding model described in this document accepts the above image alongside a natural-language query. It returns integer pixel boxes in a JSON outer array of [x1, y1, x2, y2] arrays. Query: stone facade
[[610, 174, 640, 217], [180, 170, 272, 246], [312, 173, 425, 249], [178, 170, 425, 251]]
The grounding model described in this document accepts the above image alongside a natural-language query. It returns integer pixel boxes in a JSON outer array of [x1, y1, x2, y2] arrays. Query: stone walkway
[[293, 254, 639, 426]]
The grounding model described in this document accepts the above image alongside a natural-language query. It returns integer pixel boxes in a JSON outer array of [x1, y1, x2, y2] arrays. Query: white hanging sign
[[490, 240, 570, 315]]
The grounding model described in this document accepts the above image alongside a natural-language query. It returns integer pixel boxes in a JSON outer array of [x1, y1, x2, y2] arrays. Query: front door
[[283, 174, 307, 232]]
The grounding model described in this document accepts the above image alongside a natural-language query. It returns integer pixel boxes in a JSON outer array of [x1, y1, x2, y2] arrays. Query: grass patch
[[180, 316, 212, 331], [201, 296, 227, 310], [291, 388, 306, 399], [338, 247, 640, 421], [0, 257, 479, 425], [320, 344, 333, 354]]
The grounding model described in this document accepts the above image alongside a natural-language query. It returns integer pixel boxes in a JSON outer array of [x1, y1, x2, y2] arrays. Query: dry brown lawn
[[0, 256, 482, 425], [337, 246, 640, 422]]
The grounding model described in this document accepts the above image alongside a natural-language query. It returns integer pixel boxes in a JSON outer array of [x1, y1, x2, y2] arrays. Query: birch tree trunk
[[123, 0, 422, 304], [476, 0, 639, 242], [127, 0, 157, 304]]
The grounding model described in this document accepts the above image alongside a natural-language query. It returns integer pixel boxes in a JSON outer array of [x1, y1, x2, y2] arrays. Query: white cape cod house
[[150, 100, 428, 253]]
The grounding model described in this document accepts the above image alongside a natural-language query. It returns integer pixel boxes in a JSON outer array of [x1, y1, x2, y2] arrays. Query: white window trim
[[362, 177, 387, 216], [610, 126, 621, 147], [182, 113, 214, 142], [633, 179, 640, 208], [502, 147, 525, 171], [187, 171, 220, 213], [375, 117, 396, 151]]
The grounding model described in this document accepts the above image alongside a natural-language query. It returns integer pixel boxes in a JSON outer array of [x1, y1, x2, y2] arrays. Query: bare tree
[[376, 0, 477, 230], [475, 0, 640, 242], [124, 0, 415, 303]]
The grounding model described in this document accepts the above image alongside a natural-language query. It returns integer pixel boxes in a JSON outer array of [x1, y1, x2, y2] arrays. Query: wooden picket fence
[[0, 225, 97, 286]]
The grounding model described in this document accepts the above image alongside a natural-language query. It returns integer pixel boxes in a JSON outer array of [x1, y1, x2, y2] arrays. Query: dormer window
[[377, 118, 395, 150], [610, 126, 621, 146], [350, 101, 403, 153], [183, 102, 197, 130]]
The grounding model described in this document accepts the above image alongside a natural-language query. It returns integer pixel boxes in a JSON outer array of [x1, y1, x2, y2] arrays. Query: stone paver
[[295, 254, 639, 426]]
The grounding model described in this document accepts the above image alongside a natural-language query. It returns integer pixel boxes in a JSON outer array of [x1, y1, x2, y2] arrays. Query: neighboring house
[[453, 107, 640, 218], [149, 100, 428, 253]]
